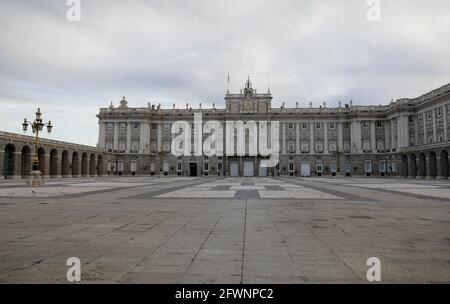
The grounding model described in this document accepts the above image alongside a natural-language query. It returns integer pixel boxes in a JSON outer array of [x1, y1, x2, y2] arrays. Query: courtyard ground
[[0, 176, 449, 283]]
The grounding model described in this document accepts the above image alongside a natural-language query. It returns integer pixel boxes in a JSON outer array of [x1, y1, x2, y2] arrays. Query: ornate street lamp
[[22, 108, 53, 187]]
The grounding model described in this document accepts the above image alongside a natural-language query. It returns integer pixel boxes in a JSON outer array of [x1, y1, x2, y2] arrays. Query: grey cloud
[[0, 0, 449, 145]]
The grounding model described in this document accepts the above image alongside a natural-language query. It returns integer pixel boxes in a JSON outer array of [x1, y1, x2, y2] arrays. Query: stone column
[[113, 122, 119, 152], [425, 157, 432, 179], [90, 158, 98, 177], [397, 118, 402, 149], [309, 122, 314, 154], [370, 121, 376, 152], [414, 116, 419, 146], [323, 122, 328, 154], [126, 122, 132, 153], [423, 113, 428, 145], [390, 119, 396, 151], [75, 155, 82, 178], [384, 121, 390, 151], [146, 122, 151, 153], [351, 121, 362, 154], [0, 151, 4, 179], [42, 153, 50, 179], [281, 122, 286, 154], [432, 109, 437, 143], [436, 156, 443, 179], [407, 157, 414, 178], [295, 122, 301, 154], [139, 122, 146, 153], [98, 122, 106, 149], [157, 123, 163, 152], [443, 108, 448, 141], [337, 122, 343, 152]]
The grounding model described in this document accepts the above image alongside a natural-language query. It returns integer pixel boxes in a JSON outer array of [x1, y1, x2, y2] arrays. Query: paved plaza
[[0, 176, 449, 283]]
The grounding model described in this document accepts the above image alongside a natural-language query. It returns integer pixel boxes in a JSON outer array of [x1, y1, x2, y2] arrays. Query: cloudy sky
[[0, 0, 449, 146]]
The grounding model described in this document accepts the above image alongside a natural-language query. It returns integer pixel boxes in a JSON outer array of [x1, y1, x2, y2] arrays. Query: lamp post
[[22, 108, 53, 187]]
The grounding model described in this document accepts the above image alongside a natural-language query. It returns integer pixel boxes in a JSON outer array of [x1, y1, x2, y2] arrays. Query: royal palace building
[[96, 79, 450, 179]]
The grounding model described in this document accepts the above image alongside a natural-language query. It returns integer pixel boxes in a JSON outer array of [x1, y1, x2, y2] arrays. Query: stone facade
[[0, 131, 110, 179], [93, 80, 448, 179]]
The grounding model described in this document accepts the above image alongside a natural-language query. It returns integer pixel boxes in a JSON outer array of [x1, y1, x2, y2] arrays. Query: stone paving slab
[[0, 176, 449, 283]]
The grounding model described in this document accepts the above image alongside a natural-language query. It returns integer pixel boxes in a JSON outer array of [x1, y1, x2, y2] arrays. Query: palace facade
[[97, 79, 450, 179]]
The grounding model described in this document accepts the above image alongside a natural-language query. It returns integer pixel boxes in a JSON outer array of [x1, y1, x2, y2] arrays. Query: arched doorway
[[97, 155, 104, 176], [418, 153, 426, 178], [401, 154, 408, 177], [21, 146, 32, 178], [90, 154, 96, 176], [3, 144, 16, 179], [50, 149, 58, 178], [72, 152, 79, 177], [440, 150, 449, 178], [81, 153, 88, 176], [429, 151, 437, 178], [38, 147, 46, 175], [409, 154, 417, 177], [61, 150, 69, 177]]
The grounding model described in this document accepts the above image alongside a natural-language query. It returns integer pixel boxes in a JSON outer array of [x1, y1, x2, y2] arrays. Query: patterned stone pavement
[[0, 176, 449, 283]]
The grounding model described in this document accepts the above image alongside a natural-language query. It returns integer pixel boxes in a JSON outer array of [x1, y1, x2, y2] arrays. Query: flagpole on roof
[[227, 73, 230, 94]]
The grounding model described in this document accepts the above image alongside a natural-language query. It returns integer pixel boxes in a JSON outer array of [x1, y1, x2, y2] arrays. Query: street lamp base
[[28, 170, 44, 187]]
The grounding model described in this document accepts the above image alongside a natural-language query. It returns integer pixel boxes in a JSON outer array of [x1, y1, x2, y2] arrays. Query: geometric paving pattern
[[155, 178, 343, 199], [0, 176, 449, 283]]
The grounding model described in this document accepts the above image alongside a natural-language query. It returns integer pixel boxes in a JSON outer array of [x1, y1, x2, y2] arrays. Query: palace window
[[302, 122, 308, 129], [363, 140, 371, 152], [150, 142, 157, 152], [330, 162, 337, 173], [376, 121, 383, 128], [301, 143, 309, 153], [329, 122, 336, 130], [118, 141, 126, 152], [120, 123, 126, 130], [329, 142, 337, 152], [131, 141, 139, 153], [177, 162, 182, 172], [107, 123, 114, 130], [377, 141, 384, 151], [203, 163, 209, 171], [344, 142, 350, 152], [288, 144, 295, 153], [133, 122, 139, 129], [164, 142, 170, 152], [288, 163, 295, 172], [130, 161, 137, 174], [315, 142, 323, 152], [288, 123, 294, 130], [106, 143, 113, 151], [316, 123, 321, 130], [365, 161, 372, 173]]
